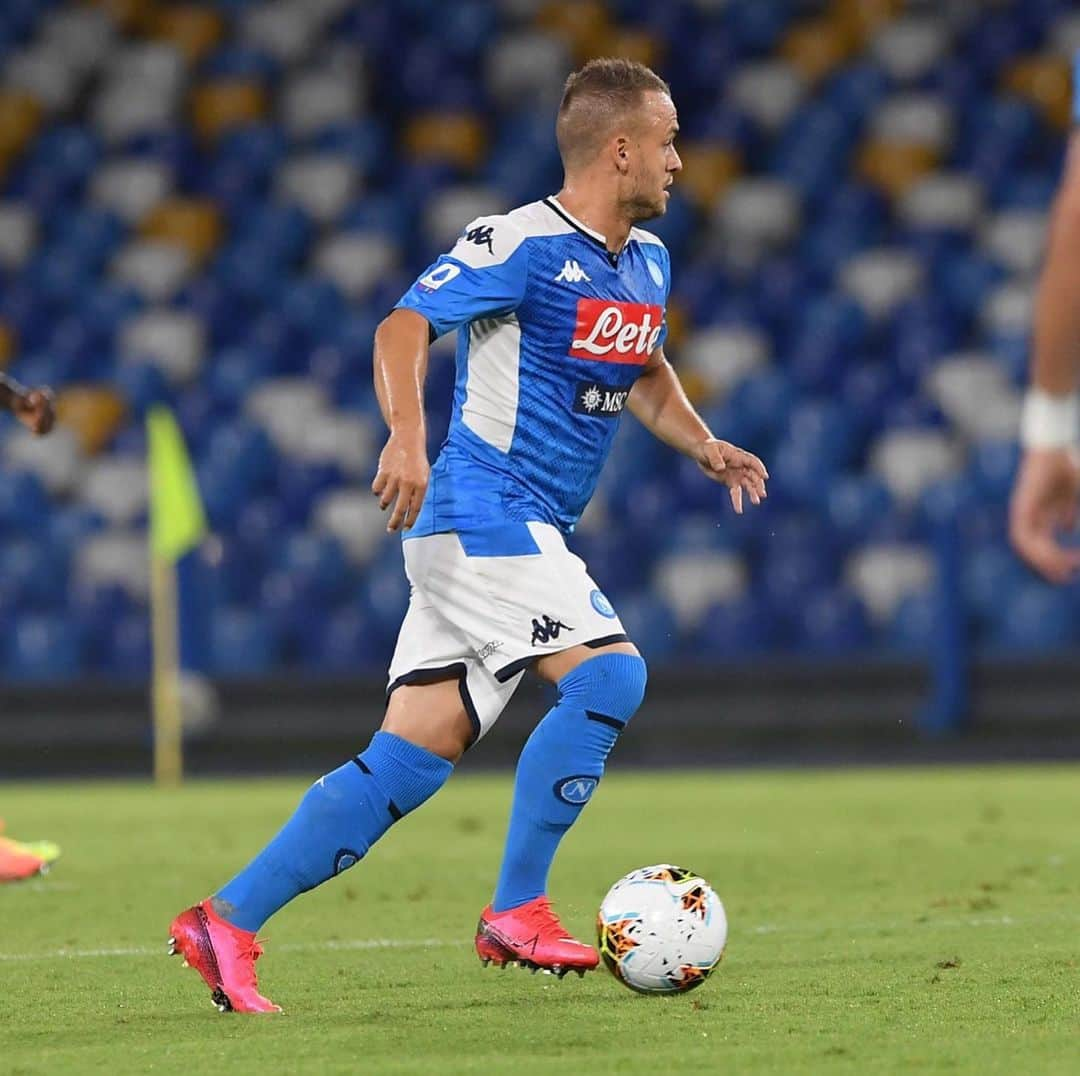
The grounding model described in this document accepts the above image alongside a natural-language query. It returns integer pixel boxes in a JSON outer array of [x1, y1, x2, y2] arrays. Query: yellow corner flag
[[147, 406, 206, 785], [148, 406, 207, 563]]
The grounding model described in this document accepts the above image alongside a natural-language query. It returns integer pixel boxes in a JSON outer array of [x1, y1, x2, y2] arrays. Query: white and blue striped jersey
[[394, 196, 670, 547]]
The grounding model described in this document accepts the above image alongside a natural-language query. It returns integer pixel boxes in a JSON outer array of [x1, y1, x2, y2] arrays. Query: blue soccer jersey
[[394, 196, 670, 538]]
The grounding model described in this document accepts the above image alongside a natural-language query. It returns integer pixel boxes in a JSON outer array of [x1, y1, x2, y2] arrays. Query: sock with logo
[[213, 731, 452, 932], [491, 653, 647, 913]]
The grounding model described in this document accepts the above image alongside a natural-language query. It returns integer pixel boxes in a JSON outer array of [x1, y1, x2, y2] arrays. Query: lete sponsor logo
[[569, 299, 663, 363]]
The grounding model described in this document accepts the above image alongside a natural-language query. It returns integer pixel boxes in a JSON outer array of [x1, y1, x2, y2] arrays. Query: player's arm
[[0, 372, 55, 435], [628, 346, 767, 514], [371, 215, 529, 532], [1009, 128, 1080, 582], [371, 308, 432, 533]]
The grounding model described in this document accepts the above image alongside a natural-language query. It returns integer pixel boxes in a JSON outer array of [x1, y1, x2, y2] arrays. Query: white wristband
[[1020, 388, 1080, 450]]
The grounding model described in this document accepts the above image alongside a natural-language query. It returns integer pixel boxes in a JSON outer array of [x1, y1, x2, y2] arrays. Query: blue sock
[[491, 653, 647, 913], [215, 731, 453, 931]]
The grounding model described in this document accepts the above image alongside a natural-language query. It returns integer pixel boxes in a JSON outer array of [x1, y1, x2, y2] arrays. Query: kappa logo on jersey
[[464, 224, 495, 254], [569, 299, 663, 364], [530, 614, 573, 646], [417, 262, 461, 291], [573, 380, 633, 418], [555, 259, 591, 284]]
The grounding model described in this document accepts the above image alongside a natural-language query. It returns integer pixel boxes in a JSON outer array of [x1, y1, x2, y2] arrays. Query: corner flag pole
[[147, 407, 207, 786]]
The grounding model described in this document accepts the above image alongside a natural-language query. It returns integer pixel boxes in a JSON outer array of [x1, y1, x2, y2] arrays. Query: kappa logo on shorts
[[530, 614, 573, 645], [555, 775, 598, 806], [477, 639, 504, 661]]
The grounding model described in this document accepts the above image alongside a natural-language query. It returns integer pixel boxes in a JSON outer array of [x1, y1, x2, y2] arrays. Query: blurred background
[[1, 0, 1079, 776]]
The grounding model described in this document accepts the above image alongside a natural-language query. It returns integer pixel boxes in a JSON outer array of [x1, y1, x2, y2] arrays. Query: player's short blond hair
[[556, 58, 671, 171]]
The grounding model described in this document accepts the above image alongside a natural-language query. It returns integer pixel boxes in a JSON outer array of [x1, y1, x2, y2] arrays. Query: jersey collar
[[543, 196, 626, 265]]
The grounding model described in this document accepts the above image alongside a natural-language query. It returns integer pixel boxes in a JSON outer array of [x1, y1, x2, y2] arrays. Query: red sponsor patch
[[569, 299, 664, 363]]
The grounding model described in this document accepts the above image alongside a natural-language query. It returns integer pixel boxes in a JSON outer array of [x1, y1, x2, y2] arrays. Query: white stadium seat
[[897, 173, 983, 232], [979, 282, 1035, 336], [4, 46, 82, 113], [111, 240, 194, 302], [730, 61, 807, 132], [871, 93, 952, 153], [76, 531, 150, 600], [924, 352, 1021, 442], [91, 159, 173, 224], [0, 203, 36, 270], [314, 489, 394, 567], [3, 426, 85, 497], [846, 544, 934, 623], [871, 16, 952, 82], [80, 458, 149, 527], [276, 155, 357, 224], [980, 210, 1047, 277], [120, 310, 206, 384], [840, 248, 922, 320], [486, 31, 571, 109], [681, 326, 770, 399], [869, 428, 962, 502], [314, 233, 400, 301], [281, 66, 363, 138], [425, 186, 509, 252], [654, 551, 748, 631]]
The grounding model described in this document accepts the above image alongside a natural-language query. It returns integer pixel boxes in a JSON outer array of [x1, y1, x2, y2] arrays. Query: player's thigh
[[381, 678, 474, 763], [534, 639, 641, 685]]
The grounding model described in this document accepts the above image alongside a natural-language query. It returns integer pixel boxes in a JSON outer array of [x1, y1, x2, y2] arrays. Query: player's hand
[[13, 387, 55, 436], [695, 438, 768, 514], [371, 428, 429, 532], [1008, 447, 1080, 583]]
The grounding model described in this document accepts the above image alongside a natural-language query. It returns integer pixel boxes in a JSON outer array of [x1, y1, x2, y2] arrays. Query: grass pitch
[[2, 765, 1079, 1075]]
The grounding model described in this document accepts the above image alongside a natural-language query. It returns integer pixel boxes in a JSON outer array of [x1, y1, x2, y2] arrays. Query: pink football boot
[[168, 899, 282, 1013], [475, 896, 598, 977]]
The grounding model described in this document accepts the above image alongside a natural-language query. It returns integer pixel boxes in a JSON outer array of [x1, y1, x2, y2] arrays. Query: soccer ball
[[596, 865, 727, 994]]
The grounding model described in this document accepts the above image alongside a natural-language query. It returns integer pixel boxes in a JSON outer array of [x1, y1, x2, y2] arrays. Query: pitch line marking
[[4, 913, 1080, 963], [0, 937, 465, 963]]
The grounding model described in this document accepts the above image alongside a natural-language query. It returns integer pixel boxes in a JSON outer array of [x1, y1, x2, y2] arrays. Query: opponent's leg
[[476, 643, 647, 975], [169, 679, 469, 1013]]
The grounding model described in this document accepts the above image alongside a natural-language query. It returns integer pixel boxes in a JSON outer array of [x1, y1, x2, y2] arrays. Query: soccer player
[[0, 821, 61, 882], [0, 372, 58, 883], [0, 372, 54, 437], [1009, 96, 1080, 582], [169, 58, 768, 1013]]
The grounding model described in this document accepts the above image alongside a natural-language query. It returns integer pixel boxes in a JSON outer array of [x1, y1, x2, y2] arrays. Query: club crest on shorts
[[555, 775, 598, 805], [334, 849, 360, 874], [590, 589, 616, 618]]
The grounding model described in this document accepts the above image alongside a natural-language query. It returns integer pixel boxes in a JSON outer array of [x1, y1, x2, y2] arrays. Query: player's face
[[623, 92, 681, 221]]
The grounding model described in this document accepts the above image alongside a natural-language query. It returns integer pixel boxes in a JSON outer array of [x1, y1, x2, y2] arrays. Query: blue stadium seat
[[210, 606, 282, 677], [793, 586, 873, 655], [986, 581, 1075, 652], [4, 613, 85, 682], [690, 595, 780, 658]]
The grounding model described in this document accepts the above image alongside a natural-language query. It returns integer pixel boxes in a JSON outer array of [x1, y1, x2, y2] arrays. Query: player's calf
[[481, 652, 647, 969]]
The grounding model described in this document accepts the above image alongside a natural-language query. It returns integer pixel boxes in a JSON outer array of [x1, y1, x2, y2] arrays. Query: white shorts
[[387, 522, 628, 745]]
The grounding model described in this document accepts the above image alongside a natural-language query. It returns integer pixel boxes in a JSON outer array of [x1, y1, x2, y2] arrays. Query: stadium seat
[[1, 0, 1077, 679]]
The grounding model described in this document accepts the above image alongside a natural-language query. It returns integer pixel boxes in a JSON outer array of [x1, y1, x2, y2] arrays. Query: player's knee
[[558, 652, 648, 727]]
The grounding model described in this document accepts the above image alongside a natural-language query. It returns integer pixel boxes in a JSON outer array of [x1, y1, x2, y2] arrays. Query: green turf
[[2, 766, 1079, 1075]]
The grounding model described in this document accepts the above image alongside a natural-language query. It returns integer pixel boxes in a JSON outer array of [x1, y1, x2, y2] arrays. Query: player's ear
[[612, 134, 631, 174]]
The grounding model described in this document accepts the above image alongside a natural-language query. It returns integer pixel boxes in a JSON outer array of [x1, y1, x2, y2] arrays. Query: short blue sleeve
[[395, 214, 530, 339], [641, 240, 671, 351]]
